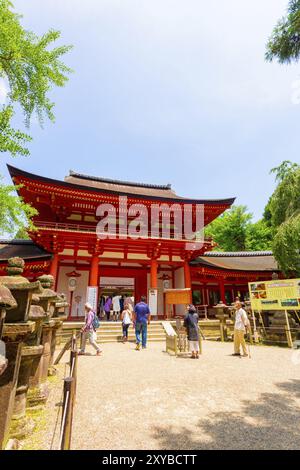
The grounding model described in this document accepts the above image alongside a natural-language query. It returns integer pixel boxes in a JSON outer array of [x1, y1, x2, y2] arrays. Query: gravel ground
[[68, 341, 300, 450]]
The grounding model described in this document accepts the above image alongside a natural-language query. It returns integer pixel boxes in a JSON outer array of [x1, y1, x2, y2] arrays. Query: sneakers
[[135, 344, 141, 351], [96, 350, 102, 356], [231, 353, 241, 357]]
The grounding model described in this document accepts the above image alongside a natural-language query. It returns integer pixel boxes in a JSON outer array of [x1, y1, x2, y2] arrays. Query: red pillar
[[49, 253, 59, 286], [219, 278, 226, 304], [89, 255, 99, 287], [184, 261, 192, 303], [150, 259, 158, 289]]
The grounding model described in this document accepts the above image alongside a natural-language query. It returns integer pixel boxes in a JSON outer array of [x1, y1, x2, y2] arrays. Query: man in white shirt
[[233, 301, 250, 357]]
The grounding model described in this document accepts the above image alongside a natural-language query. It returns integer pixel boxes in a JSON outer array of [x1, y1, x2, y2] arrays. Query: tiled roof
[[8, 164, 236, 205], [68, 171, 172, 190], [0, 240, 51, 262], [204, 251, 274, 257], [65, 171, 179, 198], [192, 251, 279, 272]]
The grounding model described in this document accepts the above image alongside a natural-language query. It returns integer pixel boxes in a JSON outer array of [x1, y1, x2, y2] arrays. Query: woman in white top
[[121, 305, 132, 342]]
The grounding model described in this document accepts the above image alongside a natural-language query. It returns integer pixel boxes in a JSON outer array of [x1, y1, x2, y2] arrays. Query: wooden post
[[184, 261, 192, 303], [198, 330, 202, 355], [251, 310, 259, 343], [50, 253, 59, 285], [284, 310, 293, 348], [60, 377, 74, 450], [258, 310, 267, 336], [219, 320, 224, 342], [219, 278, 226, 304], [150, 258, 158, 289], [89, 255, 99, 287]]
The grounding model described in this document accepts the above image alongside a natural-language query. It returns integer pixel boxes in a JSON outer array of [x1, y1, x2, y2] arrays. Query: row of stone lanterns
[[0, 257, 68, 449]]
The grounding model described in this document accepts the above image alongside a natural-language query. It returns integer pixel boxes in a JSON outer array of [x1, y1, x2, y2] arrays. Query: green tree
[[266, 0, 300, 64], [245, 220, 272, 251], [267, 163, 300, 275], [0, 0, 72, 236], [0, 180, 37, 236], [206, 205, 273, 252], [206, 205, 252, 252]]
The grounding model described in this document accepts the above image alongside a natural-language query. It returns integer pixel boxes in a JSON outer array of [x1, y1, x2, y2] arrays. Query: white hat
[[85, 302, 93, 311]]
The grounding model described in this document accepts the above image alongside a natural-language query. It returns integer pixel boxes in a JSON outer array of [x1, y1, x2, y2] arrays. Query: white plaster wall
[[57, 267, 89, 317]]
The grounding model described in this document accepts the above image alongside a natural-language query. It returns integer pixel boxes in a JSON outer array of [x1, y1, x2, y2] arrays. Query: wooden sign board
[[86, 286, 99, 312], [165, 288, 191, 306], [248, 278, 300, 311]]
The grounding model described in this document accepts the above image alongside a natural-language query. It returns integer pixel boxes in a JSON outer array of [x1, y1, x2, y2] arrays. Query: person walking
[[232, 301, 250, 357], [121, 304, 132, 342], [112, 293, 122, 321], [184, 304, 200, 359], [79, 303, 102, 356], [133, 296, 151, 350], [104, 296, 112, 321]]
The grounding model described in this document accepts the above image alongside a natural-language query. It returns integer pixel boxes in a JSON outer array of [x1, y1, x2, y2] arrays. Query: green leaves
[[0, 1, 72, 237], [267, 163, 300, 275], [0, 105, 32, 156], [0, 0, 72, 156], [266, 0, 300, 64], [205, 205, 270, 252], [0, 179, 38, 236]]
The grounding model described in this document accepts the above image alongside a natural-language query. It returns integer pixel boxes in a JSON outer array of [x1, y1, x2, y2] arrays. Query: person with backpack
[[79, 302, 102, 356]]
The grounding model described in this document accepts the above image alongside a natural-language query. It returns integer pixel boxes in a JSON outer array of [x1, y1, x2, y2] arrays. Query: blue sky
[[1, 0, 299, 221]]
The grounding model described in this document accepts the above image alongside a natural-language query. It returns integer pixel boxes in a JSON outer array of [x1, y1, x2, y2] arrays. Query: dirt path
[[70, 341, 300, 450]]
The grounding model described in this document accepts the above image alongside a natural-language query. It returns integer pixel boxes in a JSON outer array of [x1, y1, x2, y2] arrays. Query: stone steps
[[58, 321, 166, 343]]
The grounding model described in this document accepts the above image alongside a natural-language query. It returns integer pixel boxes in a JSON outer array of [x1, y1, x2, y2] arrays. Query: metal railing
[[58, 333, 78, 450]]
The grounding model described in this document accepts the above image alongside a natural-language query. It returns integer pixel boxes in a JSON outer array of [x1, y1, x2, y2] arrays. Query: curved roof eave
[[7, 165, 236, 206]]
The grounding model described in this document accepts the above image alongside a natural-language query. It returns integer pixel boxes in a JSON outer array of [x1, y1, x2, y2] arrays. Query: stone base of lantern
[[13, 345, 44, 420], [0, 322, 35, 450]]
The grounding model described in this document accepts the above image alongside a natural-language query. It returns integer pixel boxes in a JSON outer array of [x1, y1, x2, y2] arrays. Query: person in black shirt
[[184, 305, 200, 359]]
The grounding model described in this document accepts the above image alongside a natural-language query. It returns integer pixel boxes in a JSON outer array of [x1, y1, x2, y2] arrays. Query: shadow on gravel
[[152, 379, 300, 450]]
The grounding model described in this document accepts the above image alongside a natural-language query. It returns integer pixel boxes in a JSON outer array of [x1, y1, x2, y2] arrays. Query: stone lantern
[[26, 275, 61, 405], [0, 320, 35, 449], [0, 285, 17, 376], [0, 257, 42, 323], [214, 302, 230, 342], [49, 293, 69, 373], [11, 296, 46, 425]]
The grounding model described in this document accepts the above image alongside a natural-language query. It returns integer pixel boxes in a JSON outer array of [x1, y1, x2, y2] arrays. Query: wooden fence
[[58, 333, 78, 450]]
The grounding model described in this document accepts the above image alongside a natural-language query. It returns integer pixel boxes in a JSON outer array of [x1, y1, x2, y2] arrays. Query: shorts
[[189, 340, 200, 352]]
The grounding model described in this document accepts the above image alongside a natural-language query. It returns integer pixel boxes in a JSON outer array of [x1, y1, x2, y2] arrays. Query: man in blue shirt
[[133, 296, 151, 350]]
